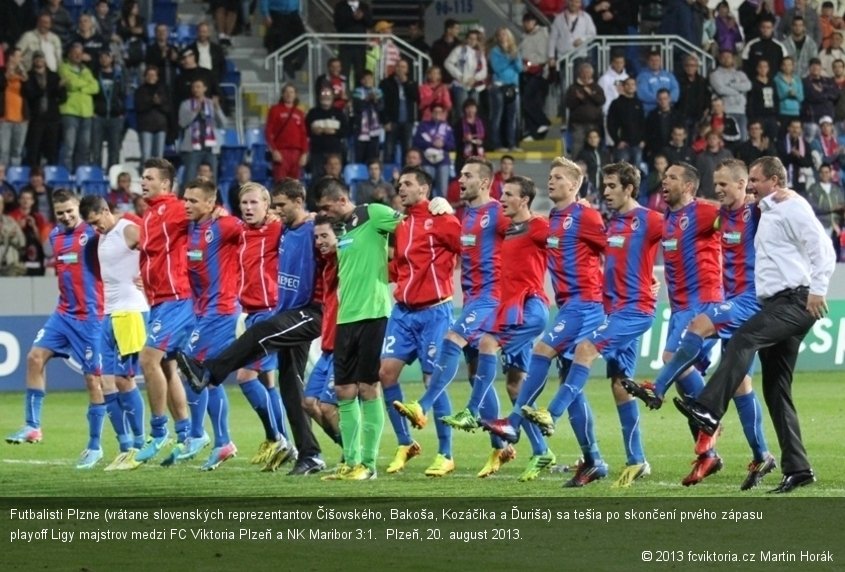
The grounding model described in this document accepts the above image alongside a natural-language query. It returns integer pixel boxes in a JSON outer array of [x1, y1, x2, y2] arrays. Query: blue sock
[[383, 384, 413, 446], [118, 388, 146, 448], [266, 385, 288, 440], [419, 339, 462, 412], [239, 380, 278, 441], [467, 353, 498, 415], [733, 391, 769, 462], [478, 384, 502, 449], [185, 381, 208, 438], [548, 363, 590, 419], [676, 369, 705, 401], [174, 417, 190, 443], [431, 391, 453, 458], [207, 386, 230, 447], [617, 400, 645, 465], [567, 392, 601, 465], [150, 414, 168, 439], [654, 333, 705, 397], [24, 388, 45, 428], [86, 403, 106, 450], [507, 354, 553, 428], [104, 393, 131, 452]]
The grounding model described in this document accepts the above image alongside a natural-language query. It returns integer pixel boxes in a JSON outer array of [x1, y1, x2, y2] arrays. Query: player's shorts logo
[[78, 233, 88, 246], [427, 343, 438, 358], [465, 312, 476, 324], [204, 229, 214, 243], [679, 215, 690, 231], [720, 302, 732, 311], [630, 217, 640, 231], [188, 330, 200, 350], [424, 219, 434, 231], [480, 214, 490, 229], [562, 215, 573, 230], [84, 346, 93, 362], [742, 208, 751, 222], [151, 320, 162, 334], [553, 321, 566, 333], [34, 329, 45, 343]]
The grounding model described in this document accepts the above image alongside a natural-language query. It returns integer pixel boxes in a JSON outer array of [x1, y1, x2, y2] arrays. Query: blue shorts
[[186, 313, 239, 361], [100, 312, 148, 377], [33, 312, 102, 375], [244, 310, 279, 373], [304, 352, 336, 405], [147, 299, 196, 355], [542, 300, 606, 359], [666, 305, 718, 357], [706, 294, 761, 340], [381, 301, 453, 374], [486, 297, 549, 373], [591, 309, 655, 379], [450, 296, 498, 347]]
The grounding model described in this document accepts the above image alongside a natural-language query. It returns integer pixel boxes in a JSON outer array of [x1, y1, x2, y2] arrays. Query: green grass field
[[1, 372, 842, 498]]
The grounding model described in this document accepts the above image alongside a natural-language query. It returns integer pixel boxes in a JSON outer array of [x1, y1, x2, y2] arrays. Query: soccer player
[[379, 166, 461, 477], [6, 191, 106, 469], [235, 182, 291, 465], [624, 159, 776, 489], [482, 157, 610, 486], [135, 158, 193, 463], [523, 162, 663, 488], [79, 196, 149, 471], [394, 157, 517, 478], [441, 176, 553, 479], [178, 179, 322, 476]]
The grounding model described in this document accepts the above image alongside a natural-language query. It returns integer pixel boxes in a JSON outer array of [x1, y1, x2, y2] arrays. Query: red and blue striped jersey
[[497, 216, 550, 326], [603, 207, 663, 315], [547, 203, 606, 306], [187, 216, 242, 316], [52, 223, 103, 320], [459, 200, 509, 302], [718, 203, 759, 299], [662, 200, 723, 311]]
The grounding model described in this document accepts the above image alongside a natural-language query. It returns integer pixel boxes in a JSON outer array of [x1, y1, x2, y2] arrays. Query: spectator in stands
[[19, 166, 54, 223], [108, 171, 134, 214], [211, 0, 239, 46], [735, 119, 776, 165], [491, 154, 515, 201], [197, 162, 216, 182], [644, 88, 683, 162], [775, 56, 804, 125], [407, 21, 430, 56], [746, 59, 780, 141], [598, 51, 627, 116], [778, 117, 814, 192], [145, 24, 180, 87], [820, 31, 845, 76], [697, 96, 741, 151], [805, 162, 845, 260], [367, 21, 401, 78], [777, 0, 820, 45], [306, 87, 349, 180], [17, 14, 62, 72], [413, 102, 454, 198], [175, 47, 220, 108], [565, 61, 605, 159], [659, 0, 709, 48], [379, 58, 417, 166], [135, 65, 171, 163], [93, 0, 119, 42], [22, 51, 62, 168], [315, 57, 349, 112], [262, 0, 306, 71], [520, 12, 551, 141], [783, 16, 819, 78], [643, 153, 669, 209], [662, 124, 696, 166], [116, 0, 146, 82], [404, 148, 423, 168], [190, 22, 227, 87], [695, 131, 733, 198], [639, 0, 665, 35], [738, 0, 776, 43], [819, 2, 844, 49], [548, 0, 596, 69], [132, 194, 148, 217], [742, 15, 786, 78], [606, 77, 645, 165], [0, 48, 29, 168], [0, 0, 36, 51], [306, 153, 343, 207], [333, 0, 373, 84], [178, 78, 226, 183], [265, 83, 307, 181], [577, 129, 612, 193], [430, 19, 460, 85], [637, 49, 680, 114], [675, 54, 711, 136], [588, 0, 634, 36], [802, 58, 839, 137], [226, 163, 251, 218], [352, 70, 383, 164], [444, 28, 487, 118], [709, 49, 752, 139], [58, 42, 99, 171], [454, 98, 485, 173], [10, 187, 51, 245], [418, 65, 451, 121], [71, 13, 109, 75], [356, 159, 394, 204], [40, 0, 72, 47], [710, 1, 744, 57], [0, 191, 25, 276], [489, 27, 523, 152], [810, 115, 845, 175], [90, 50, 125, 169]]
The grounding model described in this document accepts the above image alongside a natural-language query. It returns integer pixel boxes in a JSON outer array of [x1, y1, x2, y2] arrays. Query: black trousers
[[205, 305, 323, 459], [696, 287, 816, 474], [521, 73, 549, 136]]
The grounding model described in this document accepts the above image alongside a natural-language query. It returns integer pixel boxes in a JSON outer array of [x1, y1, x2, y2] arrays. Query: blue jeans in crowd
[[60, 115, 92, 171]]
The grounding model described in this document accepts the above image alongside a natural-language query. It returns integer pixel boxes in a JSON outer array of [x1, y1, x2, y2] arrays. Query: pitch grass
[[0, 372, 843, 498]]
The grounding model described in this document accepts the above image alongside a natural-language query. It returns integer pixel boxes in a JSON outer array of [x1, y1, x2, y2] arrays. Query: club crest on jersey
[[679, 215, 689, 231], [562, 215, 573, 230], [424, 219, 434, 231], [158, 205, 166, 215], [630, 217, 640, 231], [204, 229, 214, 243], [480, 214, 490, 229], [78, 233, 88, 246], [742, 208, 751, 222], [350, 215, 359, 228]]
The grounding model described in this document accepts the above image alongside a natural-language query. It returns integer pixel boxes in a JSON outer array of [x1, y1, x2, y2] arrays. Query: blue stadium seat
[[6, 166, 30, 192], [245, 128, 264, 149], [343, 163, 369, 186], [219, 128, 247, 181], [173, 23, 198, 46], [147, 23, 157, 40], [75, 166, 109, 196], [152, 0, 178, 27], [43, 165, 74, 190]]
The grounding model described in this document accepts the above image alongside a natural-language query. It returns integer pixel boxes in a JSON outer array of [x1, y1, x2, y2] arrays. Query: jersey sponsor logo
[[204, 229, 214, 243], [546, 236, 560, 248], [607, 235, 625, 248], [630, 217, 640, 231], [58, 253, 79, 264], [661, 238, 678, 251], [279, 272, 301, 291], [188, 249, 203, 261], [460, 234, 477, 247], [78, 233, 88, 246], [679, 215, 690, 231], [723, 231, 742, 244], [562, 215, 573, 230], [480, 213, 490, 228]]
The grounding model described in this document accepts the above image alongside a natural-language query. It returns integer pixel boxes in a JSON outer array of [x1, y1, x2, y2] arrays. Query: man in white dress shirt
[[675, 156, 836, 494]]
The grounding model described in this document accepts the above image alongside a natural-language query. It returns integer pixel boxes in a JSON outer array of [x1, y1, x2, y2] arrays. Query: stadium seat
[[6, 166, 30, 192], [43, 165, 74, 190], [173, 23, 198, 46], [220, 128, 247, 181], [245, 128, 264, 149], [147, 23, 157, 40], [75, 166, 109, 196], [152, 0, 178, 27], [343, 163, 369, 187]]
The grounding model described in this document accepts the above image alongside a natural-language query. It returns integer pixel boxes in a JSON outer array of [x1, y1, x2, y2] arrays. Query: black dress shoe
[[673, 398, 720, 434], [768, 470, 815, 494], [174, 352, 212, 393]]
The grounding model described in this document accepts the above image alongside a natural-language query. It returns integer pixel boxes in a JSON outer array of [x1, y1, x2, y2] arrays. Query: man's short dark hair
[[399, 166, 433, 190], [504, 175, 536, 207], [444, 18, 458, 31], [465, 156, 494, 180], [750, 156, 787, 187], [143, 158, 175, 188], [272, 178, 307, 201], [314, 213, 335, 227], [79, 195, 108, 219], [52, 189, 79, 205], [602, 162, 642, 199], [312, 176, 350, 202], [184, 178, 217, 199], [674, 161, 701, 194]]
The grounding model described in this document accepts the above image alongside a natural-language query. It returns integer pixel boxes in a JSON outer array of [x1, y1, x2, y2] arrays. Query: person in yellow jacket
[[58, 42, 99, 171]]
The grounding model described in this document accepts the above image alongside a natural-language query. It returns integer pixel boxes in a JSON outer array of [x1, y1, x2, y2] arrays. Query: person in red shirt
[[490, 154, 515, 201], [380, 166, 462, 477], [265, 84, 308, 181]]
